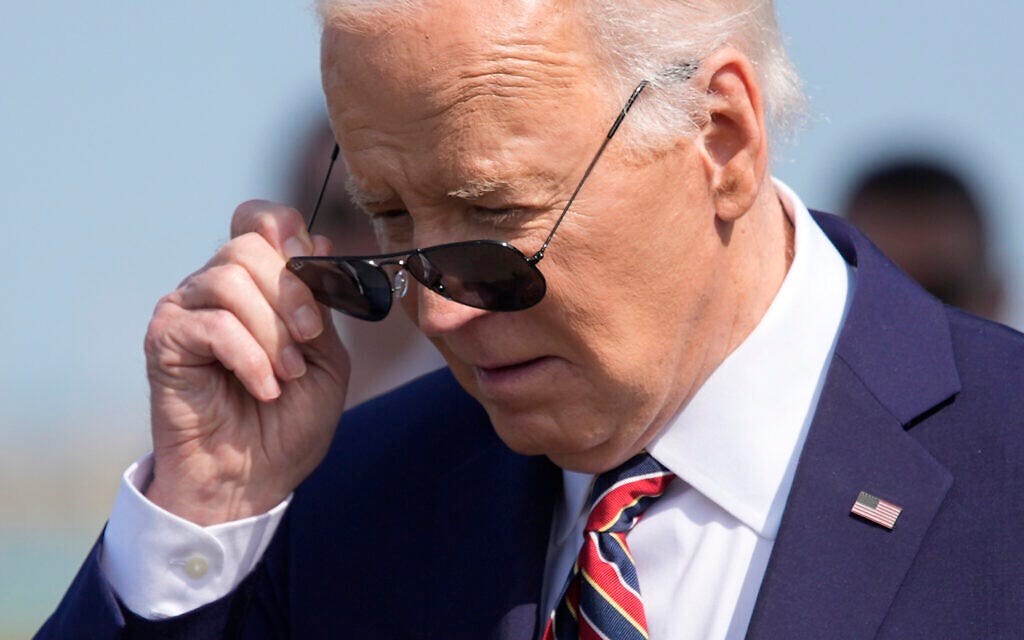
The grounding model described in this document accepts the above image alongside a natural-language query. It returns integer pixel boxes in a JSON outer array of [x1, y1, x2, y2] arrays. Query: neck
[[723, 180, 794, 355], [675, 179, 794, 413]]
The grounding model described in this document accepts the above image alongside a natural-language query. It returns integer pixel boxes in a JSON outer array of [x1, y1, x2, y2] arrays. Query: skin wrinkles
[[320, 0, 790, 474], [334, 76, 698, 468], [333, 81, 597, 252], [331, 79, 583, 227]]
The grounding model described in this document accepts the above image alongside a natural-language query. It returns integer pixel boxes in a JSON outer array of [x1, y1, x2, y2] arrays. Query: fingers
[[147, 300, 282, 402], [153, 201, 344, 403], [312, 233, 334, 257], [200, 233, 325, 343], [230, 200, 314, 259], [177, 262, 309, 383]]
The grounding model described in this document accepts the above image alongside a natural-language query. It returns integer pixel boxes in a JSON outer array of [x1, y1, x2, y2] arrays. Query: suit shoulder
[[912, 307, 1024, 479], [945, 307, 1024, 390]]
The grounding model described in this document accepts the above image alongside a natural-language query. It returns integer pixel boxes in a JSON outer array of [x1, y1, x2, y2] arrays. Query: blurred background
[[2, 1, 1021, 636]]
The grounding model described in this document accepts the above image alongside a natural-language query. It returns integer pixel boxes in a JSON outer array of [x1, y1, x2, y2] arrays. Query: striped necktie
[[542, 452, 676, 640]]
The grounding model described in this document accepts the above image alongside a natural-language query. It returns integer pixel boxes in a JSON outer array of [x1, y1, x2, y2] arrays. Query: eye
[[372, 209, 410, 221], [369, 209, 413, 246]]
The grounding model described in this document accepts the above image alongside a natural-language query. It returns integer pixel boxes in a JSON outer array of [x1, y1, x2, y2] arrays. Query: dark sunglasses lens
[[406, 242, 546, 311], [286, 258, 392, 321]]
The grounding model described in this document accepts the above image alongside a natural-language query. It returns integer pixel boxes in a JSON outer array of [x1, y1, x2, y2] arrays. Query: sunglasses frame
[[287, 79, 650, 321]]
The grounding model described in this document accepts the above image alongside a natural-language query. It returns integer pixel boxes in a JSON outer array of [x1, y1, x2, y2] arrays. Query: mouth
[[473, 356, 560, 398]]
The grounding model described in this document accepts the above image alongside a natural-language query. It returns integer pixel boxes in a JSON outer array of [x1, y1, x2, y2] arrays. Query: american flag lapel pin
[[850, 491, 902, 530]]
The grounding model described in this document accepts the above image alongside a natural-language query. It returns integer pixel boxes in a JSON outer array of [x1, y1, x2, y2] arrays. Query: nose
[[410, 281, 490, 337]]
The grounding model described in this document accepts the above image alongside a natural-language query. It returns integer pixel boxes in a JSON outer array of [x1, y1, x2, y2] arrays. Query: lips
[[473, 356, 559, 398], [477, 356, 545, 373]]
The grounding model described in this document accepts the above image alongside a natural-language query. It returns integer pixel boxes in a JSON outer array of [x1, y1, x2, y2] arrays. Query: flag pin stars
[[850, 491, 902, 530]]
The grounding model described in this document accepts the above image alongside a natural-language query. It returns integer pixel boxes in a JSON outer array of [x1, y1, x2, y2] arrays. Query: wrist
[[146, 454, 291, 526]]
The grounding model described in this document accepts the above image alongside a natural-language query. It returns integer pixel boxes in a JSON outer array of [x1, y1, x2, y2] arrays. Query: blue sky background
[[2, 1, 1022, 634]]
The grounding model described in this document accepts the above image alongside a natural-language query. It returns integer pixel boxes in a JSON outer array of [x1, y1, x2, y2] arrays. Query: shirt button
[[183, 554, 209, 579]]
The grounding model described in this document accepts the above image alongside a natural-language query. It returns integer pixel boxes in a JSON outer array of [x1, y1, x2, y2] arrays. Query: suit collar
[[747, 213, 956, 638], [814, 212, 961, 424]]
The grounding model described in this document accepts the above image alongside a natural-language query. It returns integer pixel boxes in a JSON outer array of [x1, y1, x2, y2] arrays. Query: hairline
[[317, 0, 805, 150]]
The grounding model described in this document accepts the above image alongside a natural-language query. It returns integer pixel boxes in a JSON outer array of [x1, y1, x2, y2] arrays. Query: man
[[40, 1, 1024, 638], [842, 158, 1005, 321]]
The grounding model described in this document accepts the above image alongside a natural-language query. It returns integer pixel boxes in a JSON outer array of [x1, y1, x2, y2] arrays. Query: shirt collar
[[555, 179, 852, 542]]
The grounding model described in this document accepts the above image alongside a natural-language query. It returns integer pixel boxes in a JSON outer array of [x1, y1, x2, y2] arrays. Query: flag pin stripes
[[850, 491, 902, 530]]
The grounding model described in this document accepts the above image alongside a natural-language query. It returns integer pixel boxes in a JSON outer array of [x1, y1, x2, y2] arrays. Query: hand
[[143, 200, 350, 525]]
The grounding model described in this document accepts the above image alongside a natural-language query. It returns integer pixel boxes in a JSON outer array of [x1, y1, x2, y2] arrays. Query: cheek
[[538, 248, 663, 397], [534, 200, 716, 398]]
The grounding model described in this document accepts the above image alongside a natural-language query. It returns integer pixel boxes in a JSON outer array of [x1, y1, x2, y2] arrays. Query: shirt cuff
[[99, 454, 291, 620]]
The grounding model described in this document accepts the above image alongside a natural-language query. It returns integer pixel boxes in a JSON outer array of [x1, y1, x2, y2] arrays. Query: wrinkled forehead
[[319, 2, 612, 199], [320, 1, 607, 141]]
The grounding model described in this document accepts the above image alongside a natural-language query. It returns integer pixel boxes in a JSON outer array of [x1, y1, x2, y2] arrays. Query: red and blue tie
[[542, 452, 676, 640]]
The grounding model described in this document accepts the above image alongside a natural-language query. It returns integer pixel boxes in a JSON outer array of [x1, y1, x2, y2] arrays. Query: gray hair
[[318, 0, 805, 147]]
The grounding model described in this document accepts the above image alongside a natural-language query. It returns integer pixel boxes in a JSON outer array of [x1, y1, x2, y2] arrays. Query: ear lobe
[[696, 50, 768, 223]]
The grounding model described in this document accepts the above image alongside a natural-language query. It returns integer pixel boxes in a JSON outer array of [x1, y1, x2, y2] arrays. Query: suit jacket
[[38, 213, 1024, 639]]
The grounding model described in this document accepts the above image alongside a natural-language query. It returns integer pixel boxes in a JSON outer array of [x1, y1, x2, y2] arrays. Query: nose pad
[[392, 268, 409, 299]]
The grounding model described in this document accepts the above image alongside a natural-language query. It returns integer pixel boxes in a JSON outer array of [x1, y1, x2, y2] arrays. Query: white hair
[[318, 0, 805, 147]]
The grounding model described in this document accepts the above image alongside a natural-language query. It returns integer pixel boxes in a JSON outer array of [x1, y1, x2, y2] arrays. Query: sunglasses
[[286, 80, 648, 321]]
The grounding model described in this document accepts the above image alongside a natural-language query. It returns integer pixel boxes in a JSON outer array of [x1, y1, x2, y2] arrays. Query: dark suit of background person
[[38, 213, 1024, 638]]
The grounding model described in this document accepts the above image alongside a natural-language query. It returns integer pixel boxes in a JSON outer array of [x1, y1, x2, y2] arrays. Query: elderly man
[[40, 1, 1024, 638]]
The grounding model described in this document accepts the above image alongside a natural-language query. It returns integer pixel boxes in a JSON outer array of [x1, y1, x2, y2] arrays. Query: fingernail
[[284, 236, 310, 258], [281, 345, 307, 380], [261, 376, 282, 401], [294, 305, 323, 340]]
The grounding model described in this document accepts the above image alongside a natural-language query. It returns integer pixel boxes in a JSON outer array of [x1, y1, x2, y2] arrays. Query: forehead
[[320, 2, 610, 201]]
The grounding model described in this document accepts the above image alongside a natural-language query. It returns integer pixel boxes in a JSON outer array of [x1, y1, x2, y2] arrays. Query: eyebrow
[[445, 179, 510, 200], [344, 172, 560, 209]]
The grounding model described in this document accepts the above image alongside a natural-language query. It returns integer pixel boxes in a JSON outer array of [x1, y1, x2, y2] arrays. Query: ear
[[695, 48, 769, 223]]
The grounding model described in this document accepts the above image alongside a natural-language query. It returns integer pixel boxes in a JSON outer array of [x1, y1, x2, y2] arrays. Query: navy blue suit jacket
[[39, 214, 1024, 638]]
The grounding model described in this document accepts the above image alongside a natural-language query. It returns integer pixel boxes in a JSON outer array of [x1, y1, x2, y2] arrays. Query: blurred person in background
[[286, 118, 444, 407], [842, 158, 1005, 321]]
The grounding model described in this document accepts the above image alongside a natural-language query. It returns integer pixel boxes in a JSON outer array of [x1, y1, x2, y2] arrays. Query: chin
[[545, 446, 638, 475], [485, 405, 615, 467]]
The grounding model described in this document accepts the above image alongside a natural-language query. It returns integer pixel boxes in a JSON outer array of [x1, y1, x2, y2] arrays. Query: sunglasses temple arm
[[529, 80, 649, 264], [306, 144, 341, 234]]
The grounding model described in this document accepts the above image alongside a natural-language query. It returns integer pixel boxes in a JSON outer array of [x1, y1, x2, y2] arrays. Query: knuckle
[[201, 308, 235, 339], [149, 295, 181, 329], [252, 213, 280, 240], [144, 297, 183, 360], [214, 262, 251, 291], [181, 265, 242, 311], [230, 199, 269, 237], [234, 231, 270, 256], [214, 235, 246, 262], [143, 318, 165, 358]]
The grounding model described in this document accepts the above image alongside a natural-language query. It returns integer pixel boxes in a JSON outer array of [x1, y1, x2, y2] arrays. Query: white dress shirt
[[540, 180, 853, 638], [101, 179, 853, 634]]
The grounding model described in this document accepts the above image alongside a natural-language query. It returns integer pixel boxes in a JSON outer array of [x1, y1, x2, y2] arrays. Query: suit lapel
[[747, 214, 958, 638], [745, 360, 952, 638], [427, 443, 560, 640]]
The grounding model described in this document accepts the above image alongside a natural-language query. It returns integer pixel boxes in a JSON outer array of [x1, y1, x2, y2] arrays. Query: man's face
[[321, 3, 731, 472]]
